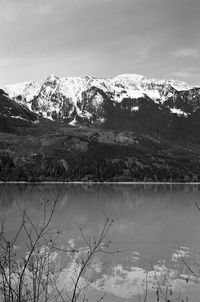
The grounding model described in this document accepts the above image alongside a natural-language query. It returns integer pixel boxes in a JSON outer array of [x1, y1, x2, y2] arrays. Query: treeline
[[0, 141, 200, 182]]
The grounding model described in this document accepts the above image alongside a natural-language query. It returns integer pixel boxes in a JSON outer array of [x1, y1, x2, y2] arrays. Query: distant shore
[[1, 181, 200, 185]]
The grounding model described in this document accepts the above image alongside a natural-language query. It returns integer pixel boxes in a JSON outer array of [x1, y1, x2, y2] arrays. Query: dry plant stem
[[18, 198, 58, 302], [0, 196, 59, 302], [71, 217, 113, 302], [150, 262, 182, 302], [143, 272, 148, 302], [0, 196, 114, 302]]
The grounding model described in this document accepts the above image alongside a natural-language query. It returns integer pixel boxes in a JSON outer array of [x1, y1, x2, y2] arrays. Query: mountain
[[1, 73, 200, 182], [3, 73, 200, 143], [0, 88, 39, 133]]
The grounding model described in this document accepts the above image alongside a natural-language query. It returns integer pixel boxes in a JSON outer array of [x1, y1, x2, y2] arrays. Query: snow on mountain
[[113, 73, 146, 85], [4, 82, 30, 97], [4, 81, 41, 110], [167, 79, 192, 91], [0, 88, 39, 132], [3, 73, 200, 123], [170, 107, 188, 117]]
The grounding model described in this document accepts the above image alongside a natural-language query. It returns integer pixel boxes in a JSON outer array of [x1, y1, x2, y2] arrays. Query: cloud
[[2, 0, 54, 22], [170, 70, 196, 78], [167, 66, 198, 80], [93, 262, 195, 299], [172, 48, 200, 58], [136, 47, 150, 62]]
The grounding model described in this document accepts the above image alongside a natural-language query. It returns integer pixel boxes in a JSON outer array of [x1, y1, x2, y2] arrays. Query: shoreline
[[1, 181, 200, 185]]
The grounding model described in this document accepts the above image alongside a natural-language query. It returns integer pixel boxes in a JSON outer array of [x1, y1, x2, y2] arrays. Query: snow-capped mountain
[[0, 88, 39, 133], [2, 74, 200, 182], [3, 73, 200, 123], [2, 73, 200, 142], [4, 81, 41, 111]]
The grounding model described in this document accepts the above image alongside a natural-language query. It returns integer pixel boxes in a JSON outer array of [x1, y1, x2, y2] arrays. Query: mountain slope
[[0, 89, 39, 133], [4, 73, 200, 113], [0, 125, 199, 182], [3, 73, 200, 143]]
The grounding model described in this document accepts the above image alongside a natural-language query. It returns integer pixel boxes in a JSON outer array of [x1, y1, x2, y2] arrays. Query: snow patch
[[146, 89, 160, 100], [69, 118, 77, 126], [170, 108, 188, 117], [131, 106, 139, 112], [9, 115, 29, 121], [114, 73, 146, 83]]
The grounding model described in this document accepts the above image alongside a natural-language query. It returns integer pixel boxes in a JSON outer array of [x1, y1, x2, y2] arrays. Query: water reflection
[[0, 183, 200, 301]]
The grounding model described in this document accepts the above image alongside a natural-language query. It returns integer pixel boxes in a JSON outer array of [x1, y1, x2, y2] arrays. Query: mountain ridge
[[3, 72, 198, 90], [1, 73, 200, 143], [0, 74, 200, 181], [2, 73, 200, 122]]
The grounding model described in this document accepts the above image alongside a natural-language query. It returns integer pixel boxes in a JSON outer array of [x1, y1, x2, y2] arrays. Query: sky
[[0, 0, 200, 85]]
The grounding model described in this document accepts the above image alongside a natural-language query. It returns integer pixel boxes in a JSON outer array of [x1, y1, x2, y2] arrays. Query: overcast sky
[[1, 0, 200, 85]]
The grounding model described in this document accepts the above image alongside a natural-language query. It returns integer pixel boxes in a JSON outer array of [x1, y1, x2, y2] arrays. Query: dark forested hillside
[[0, 126, 199, 182]]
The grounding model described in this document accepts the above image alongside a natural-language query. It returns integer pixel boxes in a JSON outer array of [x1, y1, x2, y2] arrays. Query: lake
[[1, 183, 200, 301]]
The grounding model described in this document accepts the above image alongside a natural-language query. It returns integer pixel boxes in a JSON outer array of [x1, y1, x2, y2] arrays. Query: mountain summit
[[3, 74, 200, 126], [2, 74, 200, 143]]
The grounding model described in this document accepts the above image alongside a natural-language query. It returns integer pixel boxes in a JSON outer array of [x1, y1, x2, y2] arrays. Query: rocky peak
[[2, 73, 200, 124]]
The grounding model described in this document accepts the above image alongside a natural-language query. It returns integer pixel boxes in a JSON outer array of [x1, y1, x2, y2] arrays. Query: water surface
[[1, 183, 200, 301]]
